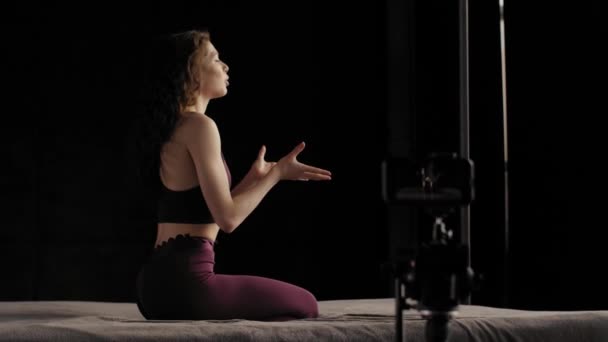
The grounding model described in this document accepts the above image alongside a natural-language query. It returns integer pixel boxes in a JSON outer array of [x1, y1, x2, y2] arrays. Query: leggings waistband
[[151, 234, 215, 258]]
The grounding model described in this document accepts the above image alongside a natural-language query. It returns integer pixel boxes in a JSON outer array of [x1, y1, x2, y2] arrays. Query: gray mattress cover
[[1, 298, 607, 341]]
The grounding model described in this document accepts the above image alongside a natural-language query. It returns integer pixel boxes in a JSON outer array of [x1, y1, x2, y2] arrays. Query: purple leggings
[[135, 234, 319, 321]]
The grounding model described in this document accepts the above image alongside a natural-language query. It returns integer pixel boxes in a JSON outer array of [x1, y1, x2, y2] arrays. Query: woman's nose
[[223, 63, 229, 72]]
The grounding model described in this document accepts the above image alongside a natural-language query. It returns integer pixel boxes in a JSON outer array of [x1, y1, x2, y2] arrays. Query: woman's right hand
[[276, 142, 332, 181]]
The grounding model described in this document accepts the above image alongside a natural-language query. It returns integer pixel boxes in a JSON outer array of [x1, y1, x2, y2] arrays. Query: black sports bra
[[157, 155, 232, 224]]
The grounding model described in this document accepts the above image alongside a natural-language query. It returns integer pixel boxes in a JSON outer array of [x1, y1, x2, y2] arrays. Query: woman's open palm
[[276, 142, 332, 181]]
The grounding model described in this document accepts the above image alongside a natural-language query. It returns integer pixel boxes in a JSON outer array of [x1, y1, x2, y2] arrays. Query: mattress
[[1, 298, 607, 341]]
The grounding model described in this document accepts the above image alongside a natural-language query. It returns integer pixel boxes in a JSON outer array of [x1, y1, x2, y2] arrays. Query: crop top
[[157, 155, 232, 224]]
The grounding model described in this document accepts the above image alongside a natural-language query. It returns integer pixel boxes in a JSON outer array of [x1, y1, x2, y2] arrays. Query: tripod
[[394, 211, 474, 342], [382, 151, 476, 342]]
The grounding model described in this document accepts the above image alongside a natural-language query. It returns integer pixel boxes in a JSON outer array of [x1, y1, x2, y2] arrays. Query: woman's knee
[[297, 288, 319, 318]]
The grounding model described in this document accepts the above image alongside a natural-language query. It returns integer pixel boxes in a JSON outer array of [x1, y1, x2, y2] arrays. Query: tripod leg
[[425, 314, 449, 342], [395, 276, 404, 342]]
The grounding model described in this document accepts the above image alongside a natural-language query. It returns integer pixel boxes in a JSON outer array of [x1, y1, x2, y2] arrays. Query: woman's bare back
[[156, 116, 220, 248]]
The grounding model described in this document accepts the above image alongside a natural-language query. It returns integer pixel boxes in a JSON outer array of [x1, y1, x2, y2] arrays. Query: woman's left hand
[[249, 145, 277, 180]]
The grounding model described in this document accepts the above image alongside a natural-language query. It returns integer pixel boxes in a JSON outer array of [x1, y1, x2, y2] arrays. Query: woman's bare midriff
[[155, 223, 220, 249]]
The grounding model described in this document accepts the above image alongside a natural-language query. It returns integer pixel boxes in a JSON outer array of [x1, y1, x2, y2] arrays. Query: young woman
[[133, 30, 331, 321]]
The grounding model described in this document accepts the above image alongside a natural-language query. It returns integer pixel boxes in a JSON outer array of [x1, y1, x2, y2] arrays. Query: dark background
[[2, 1, 607, 311]]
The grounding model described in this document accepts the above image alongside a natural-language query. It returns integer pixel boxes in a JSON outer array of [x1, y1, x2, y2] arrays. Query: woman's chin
[[211, 89, 228, 99]]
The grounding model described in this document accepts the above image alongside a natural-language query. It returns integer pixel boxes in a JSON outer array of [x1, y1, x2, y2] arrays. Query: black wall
[[504, 2, 608, 310], [2, 2, 388, 302], [2, 1, 607, 311]]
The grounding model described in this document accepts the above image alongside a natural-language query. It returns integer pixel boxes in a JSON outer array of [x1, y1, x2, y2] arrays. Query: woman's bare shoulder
[[178, 113, 216, 127], [173, 113, 219, 144]]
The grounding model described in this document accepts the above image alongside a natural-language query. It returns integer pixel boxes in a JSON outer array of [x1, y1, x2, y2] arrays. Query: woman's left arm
[[231, 145, 276, 196]]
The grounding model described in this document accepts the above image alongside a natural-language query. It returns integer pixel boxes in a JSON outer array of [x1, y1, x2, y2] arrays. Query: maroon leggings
[[135, 234, 319, 321]]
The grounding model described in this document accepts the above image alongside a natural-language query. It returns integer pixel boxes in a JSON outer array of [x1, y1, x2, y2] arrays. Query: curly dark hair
[[128, 29, 211, 194]]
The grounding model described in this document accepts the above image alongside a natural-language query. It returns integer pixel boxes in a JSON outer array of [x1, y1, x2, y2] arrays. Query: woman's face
[[198, 42, 229, 99]]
